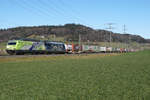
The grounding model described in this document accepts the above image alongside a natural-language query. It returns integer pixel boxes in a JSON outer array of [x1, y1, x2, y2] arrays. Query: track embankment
[[0, 53, 120, 63]]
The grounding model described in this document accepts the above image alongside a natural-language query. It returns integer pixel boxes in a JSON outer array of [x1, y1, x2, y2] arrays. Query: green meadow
[[0, 52, 150, 100]]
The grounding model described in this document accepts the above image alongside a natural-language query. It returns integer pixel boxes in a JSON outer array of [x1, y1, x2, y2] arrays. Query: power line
[[37, 0, 76, 23], [58, 0, 82, 18], [20, 0, 55, 18], [54, 0, 87, 23], [33, 0, 59, 17], [56, 0, 94, 27], [8, 0, 85, 27], [8, 0, 95, 28], [14, 0, 78, 24], [37, 0, 68, 17], [9, 0, 55, 23], [36, 0, 85, 24]]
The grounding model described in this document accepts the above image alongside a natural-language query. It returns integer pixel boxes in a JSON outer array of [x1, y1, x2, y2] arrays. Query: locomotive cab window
[[8, 42, 16, 45]]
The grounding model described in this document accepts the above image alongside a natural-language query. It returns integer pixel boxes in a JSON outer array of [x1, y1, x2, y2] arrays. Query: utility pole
[[52, 34, 56, 41], [106, 23, 115, 47], [128, 33, 131, 50], [78, 34, 81, 51], [123, 24, 131, 51], [123, 24, 127, 49], [54, 34, 55, 41]]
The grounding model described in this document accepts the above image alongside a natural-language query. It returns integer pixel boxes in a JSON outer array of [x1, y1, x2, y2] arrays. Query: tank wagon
[[6, 39, 66, 55]]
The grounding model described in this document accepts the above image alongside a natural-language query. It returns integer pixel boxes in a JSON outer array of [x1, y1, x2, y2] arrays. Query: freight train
[[6, 39, 134, 55]]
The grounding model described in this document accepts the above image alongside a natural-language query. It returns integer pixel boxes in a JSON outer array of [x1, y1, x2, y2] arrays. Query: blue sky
[[0, 0, 150, 38]]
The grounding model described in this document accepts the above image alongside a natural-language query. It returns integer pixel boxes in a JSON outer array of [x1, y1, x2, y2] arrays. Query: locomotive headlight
[[6, 45, 10, 49], [6, 46, 15, 50]]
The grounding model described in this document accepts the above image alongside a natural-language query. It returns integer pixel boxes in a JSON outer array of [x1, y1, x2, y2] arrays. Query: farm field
[[0, 51, 150, 100]]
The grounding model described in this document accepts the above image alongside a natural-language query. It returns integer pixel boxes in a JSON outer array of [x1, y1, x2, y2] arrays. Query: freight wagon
[[82, 45, 99, 53], [100, 47, 106, 53], [71, 44, 131, 53]]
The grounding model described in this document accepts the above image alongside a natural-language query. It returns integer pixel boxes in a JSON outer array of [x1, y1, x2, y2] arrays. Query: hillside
[[0, 24, 148, 43]]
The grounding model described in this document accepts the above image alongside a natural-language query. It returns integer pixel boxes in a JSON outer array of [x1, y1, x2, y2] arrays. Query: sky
[[0, 0, 150, 38]]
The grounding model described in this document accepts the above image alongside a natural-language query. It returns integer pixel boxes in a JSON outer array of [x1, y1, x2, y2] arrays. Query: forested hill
[[0, 24, 148, 43]]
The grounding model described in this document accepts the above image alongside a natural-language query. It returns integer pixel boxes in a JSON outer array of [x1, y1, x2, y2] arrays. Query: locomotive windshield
[[8, 42, 16, 45]]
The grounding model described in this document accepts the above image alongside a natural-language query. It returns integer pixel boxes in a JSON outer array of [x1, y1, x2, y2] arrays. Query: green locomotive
[[6, 39, 66, 55]]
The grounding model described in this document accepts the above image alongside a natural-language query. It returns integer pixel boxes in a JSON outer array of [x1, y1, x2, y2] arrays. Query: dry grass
[[0, 53, 119, 63]]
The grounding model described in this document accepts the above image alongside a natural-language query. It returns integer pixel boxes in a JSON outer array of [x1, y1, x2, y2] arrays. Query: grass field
[[0, 52, 150, 100]]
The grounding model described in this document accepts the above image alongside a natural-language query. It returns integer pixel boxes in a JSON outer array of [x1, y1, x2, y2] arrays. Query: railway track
[[0, 52, 117, 58]]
